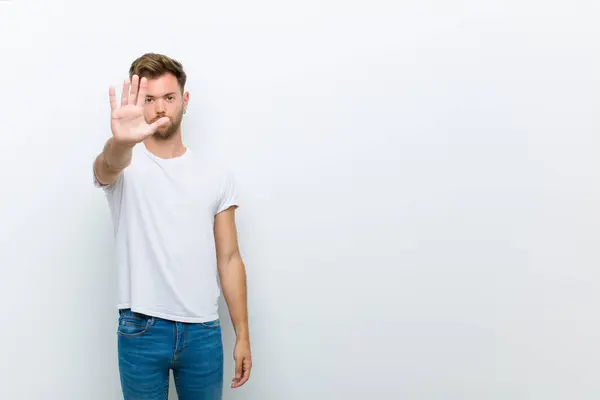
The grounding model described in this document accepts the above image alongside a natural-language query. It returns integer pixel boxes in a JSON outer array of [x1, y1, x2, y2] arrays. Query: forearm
[[219, 253, 249, 341], [102, 137, 135, 171], [94, 138, 135, 185]]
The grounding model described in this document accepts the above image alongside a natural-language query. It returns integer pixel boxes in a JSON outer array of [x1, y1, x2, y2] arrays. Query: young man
[[93, 53, 251, 399]]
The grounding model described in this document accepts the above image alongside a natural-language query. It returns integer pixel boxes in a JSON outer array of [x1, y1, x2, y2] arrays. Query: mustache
[[152, 115, 171, 123]]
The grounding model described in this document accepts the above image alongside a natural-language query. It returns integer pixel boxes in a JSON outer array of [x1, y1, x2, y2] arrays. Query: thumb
[[149, 117, 170, 132]]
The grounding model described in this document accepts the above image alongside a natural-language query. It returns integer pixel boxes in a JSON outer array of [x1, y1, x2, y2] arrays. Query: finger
[[231, 357, 243, 387], [238, 365, 251, 387], [109, 87, 117, 111], [129, 75, 140, 105], [232, 370, 249, 388], [136, 77, 148, 107], [234, 359, 243, 382], [234, 375, 249, 387], [232, 359, 250, 388], [121, 80, 130, 107], [148, 117, 170, 133]]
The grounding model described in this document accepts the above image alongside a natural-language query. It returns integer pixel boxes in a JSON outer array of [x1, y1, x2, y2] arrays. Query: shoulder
[[195, 156, 240, 213]]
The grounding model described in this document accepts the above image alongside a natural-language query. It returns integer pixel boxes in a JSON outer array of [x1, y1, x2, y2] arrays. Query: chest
[[124, 160, 221, 221]]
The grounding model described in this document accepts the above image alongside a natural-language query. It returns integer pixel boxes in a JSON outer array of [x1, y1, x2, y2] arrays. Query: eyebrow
[[146, 92, 177, 98]]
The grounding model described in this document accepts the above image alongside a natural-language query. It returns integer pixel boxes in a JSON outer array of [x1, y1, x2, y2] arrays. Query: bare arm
[[215, 206, 249, 339], [93, 138, 135, 186], [214, 206, 252, 388]]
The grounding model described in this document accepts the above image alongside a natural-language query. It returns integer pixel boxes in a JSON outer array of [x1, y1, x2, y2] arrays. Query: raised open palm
[[109, 75, 169, 145]]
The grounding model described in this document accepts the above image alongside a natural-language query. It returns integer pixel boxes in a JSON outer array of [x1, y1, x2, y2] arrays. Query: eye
[[145, 98, 153, 103], [166, 95, 174, 101]]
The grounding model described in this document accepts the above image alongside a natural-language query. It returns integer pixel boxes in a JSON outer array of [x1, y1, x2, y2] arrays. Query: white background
[[0, 0, 599, 399]]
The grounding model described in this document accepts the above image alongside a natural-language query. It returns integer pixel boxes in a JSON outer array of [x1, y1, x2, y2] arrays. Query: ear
[[183, 91, 190, 112]]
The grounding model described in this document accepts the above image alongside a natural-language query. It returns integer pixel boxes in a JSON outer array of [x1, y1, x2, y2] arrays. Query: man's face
[[142, 73, 189, 140]]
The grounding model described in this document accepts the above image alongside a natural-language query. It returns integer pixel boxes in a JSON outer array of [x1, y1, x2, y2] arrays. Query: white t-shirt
[[93, 143, 239, 323]]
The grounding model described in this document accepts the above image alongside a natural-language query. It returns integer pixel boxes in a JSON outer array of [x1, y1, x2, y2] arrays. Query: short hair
[[129, 53, 187, 93]]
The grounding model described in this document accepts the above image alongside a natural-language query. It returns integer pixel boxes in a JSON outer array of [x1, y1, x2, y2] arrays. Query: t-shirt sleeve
[[92, 161, 106, 188], [92, 160, 125, 229], [215, 169, 239, 215]]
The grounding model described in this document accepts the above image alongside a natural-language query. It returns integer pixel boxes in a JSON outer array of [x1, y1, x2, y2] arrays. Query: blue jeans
[[117, 309, 224, 400]]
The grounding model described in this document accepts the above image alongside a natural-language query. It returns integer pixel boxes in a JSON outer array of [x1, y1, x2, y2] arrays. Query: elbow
[[218, 249, 242, 269]]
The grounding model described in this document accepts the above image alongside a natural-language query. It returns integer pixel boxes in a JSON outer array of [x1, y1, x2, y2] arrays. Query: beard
[[151, 108, 184, 140]]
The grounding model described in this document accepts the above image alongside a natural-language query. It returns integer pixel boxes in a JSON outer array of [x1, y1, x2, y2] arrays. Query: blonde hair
[[129, 53, 187, 93]]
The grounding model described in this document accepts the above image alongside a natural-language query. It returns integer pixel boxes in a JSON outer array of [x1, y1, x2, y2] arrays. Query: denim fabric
[[117, 309, 224, 400]]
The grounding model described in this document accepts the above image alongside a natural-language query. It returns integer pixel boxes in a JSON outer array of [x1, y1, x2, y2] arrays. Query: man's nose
[[154, 99, 166, 113]]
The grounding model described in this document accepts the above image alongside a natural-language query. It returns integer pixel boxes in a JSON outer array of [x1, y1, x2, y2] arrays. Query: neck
[[143, 131, 187, 159]]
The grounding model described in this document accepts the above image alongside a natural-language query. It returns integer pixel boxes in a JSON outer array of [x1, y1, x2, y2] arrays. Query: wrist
[[104, 138, 134, 171], [235, 330, 250, 343], [111, 137, 138, 149]]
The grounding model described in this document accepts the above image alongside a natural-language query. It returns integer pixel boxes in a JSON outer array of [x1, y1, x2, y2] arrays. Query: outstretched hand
[[109, 75, 169, 146]]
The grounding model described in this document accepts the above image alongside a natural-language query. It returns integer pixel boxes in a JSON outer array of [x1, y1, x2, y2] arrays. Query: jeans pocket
[[199, 319, 221, 329], [118, 310, 151, 337]]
